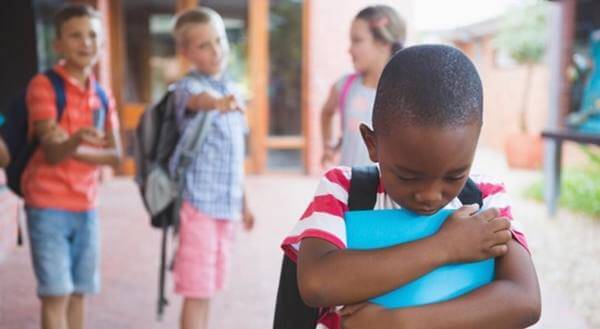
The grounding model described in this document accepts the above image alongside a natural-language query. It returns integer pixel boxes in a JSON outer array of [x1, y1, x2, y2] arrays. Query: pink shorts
[[173, 201, 236, 298]]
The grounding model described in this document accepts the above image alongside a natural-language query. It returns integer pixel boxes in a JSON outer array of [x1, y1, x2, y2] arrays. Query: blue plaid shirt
[[169, 71, 246, 221]]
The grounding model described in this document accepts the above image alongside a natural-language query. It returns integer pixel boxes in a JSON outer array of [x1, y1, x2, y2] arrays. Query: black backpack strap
[[273, 256, 320, 329], [44, 69, 67, 121], [349, 166, 481, 210], [348, 165, 380, 211], [457, 178, 483, 208]]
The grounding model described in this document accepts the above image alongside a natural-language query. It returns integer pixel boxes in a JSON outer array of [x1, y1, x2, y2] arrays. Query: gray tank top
[[336, 74, 376, 166]]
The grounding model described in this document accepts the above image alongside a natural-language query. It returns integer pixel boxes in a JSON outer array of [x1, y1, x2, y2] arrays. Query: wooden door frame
[[247, 0, 269, 173], [259, 0, 310, 174], [301, 0, 311, 174]]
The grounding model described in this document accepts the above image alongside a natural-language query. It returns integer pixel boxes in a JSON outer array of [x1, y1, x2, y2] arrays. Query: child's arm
[[297, 206, 511, 307], [33, 119, 105, 165], [187, 92, 238, 112], [320, 84, 340, 166], [73, 126, 123, 168], [342, 239, 541, 329], [0, 137, 9, 168]]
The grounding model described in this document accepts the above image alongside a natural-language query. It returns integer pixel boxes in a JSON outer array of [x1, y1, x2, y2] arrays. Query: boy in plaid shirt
[[169, 7, 254, 329]]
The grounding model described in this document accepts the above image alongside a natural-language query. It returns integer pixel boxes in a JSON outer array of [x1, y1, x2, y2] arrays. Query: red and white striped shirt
[[282, 166, 528, 261]]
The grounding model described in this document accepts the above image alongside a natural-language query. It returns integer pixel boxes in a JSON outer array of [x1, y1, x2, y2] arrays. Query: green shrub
[[524, 159, 600, 217]]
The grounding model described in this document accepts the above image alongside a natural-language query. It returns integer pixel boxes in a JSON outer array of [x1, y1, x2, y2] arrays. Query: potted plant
[[494, 2, 547, 169]]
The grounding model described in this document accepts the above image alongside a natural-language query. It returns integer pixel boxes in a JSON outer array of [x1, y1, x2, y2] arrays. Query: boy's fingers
[[474, 207, 500, 222], [43, 128, 69, 143], [80, 127, 104, 138], [454, 204, 480, 217], [489, 243, 509, 258], [490, 217, 511, 232], [80, 134, 107, 146], [493, 229, 512, 245]]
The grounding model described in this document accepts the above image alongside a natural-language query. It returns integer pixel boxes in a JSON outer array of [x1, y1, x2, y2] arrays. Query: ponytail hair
[[356, 5, 406, 55]]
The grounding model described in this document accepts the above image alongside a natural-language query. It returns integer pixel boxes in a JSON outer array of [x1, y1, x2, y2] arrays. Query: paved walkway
[[0, 150, 595, 328]]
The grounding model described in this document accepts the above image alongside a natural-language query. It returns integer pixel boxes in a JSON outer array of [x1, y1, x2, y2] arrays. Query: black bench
[[541, 128, 600, 215]]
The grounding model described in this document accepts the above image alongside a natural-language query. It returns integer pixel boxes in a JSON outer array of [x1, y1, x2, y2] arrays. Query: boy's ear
[[359, 123, 379, 163], [179, 45, 191, 61]]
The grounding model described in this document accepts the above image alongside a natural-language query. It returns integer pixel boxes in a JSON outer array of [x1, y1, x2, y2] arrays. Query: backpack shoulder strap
[[273, 255, 320, 328], [44, 69, 67, 122], [349, 165, 380, 211], [93, 82, 110, 130], [349, 166, 483, 210], [94, 82, 110, 114], [172, 111, 217, 181], [457, 178, 483, 208]]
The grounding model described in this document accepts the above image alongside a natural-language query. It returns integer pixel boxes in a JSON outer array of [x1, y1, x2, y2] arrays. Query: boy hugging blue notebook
[[345, 208, 495, 309]]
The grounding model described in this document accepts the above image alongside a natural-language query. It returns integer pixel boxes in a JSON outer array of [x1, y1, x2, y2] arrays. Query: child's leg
[[40, 296, 69, 329], [27, 208, 99, 329], [173, 202, 237, 329], [180, 298, 210, 329], [26, 208, 76, 329], [67, 294, 85, 329], [69, 209, 100, 329]]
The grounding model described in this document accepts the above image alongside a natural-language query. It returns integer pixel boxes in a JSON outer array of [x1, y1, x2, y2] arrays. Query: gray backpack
[[134, 85, 216, 320], [134, 85, 215, 229]]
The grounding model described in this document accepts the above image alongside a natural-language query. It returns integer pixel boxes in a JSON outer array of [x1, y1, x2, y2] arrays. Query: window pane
[[269, 0, 303, 136]]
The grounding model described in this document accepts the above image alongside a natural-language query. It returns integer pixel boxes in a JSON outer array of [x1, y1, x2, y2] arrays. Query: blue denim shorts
[[26, 207, 100, 297]]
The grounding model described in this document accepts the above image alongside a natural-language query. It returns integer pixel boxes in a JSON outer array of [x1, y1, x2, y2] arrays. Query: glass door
[[267, 0, 304, 172]]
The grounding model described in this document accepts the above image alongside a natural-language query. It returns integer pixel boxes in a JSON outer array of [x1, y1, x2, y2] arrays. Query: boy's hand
[[73, 127, 107, 147], [436, 205, 512, 263], [242, 207, 254, 231], [215, 94, 239, 113], [341, 303, 398, 329], [41, 125, 69, 144]]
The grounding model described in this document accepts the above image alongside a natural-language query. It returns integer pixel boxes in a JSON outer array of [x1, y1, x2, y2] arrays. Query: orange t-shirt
[[22, 62, 119, 211]]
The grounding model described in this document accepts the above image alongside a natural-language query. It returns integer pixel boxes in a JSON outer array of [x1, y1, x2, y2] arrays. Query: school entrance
[[5, 0, 412, 175]]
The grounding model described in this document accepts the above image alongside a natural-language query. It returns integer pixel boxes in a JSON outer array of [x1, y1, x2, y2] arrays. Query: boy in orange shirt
[[23, 5, 121, 329]]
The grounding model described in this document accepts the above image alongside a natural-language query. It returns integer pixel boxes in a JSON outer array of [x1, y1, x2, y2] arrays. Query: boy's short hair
[[54, 4, 101, 38], [372, 45, 483, 133], [173, 7, 226, 49]]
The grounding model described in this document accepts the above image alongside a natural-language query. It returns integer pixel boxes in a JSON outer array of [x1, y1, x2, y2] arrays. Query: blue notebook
[[345, 209, 495, 308]]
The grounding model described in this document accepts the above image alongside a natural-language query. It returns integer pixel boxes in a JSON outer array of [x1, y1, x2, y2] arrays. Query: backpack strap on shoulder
[[348, 168, 483, 210], [93, 82, 110, 130], [457, 178, 483, 208], [349, 165, 380, 211], [44, 69, 67, 122], [94, 83, 110, 112]]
